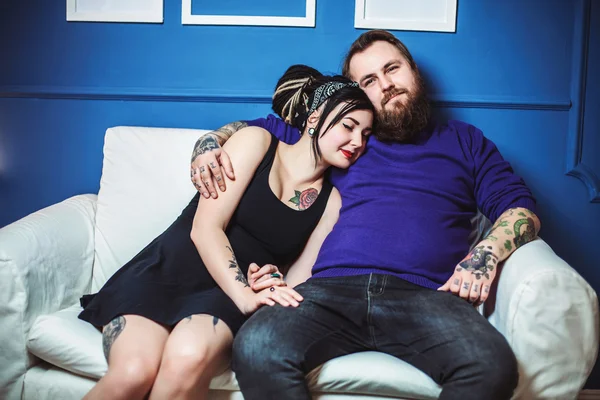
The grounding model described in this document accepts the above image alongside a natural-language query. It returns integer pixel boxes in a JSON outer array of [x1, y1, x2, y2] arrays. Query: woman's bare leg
[[149, 314, 234, 400], [83, 314, 170, 400]]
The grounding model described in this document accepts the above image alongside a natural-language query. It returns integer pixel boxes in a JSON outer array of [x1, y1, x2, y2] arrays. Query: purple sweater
[[247, 115, 537, 289]]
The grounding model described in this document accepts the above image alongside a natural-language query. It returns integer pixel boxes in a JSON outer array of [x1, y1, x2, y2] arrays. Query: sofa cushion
[[27, 305, 441, 398], [91, 126, 206, 291]]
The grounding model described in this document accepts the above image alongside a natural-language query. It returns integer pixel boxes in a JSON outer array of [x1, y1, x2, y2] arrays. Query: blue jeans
[[232, 274, 518, 400]]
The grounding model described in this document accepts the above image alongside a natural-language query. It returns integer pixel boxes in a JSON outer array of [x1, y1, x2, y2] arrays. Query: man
[[190, 30, 540, 399]]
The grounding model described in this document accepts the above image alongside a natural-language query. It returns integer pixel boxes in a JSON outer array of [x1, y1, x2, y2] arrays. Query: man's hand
[[438, 244, 499, 307], [190, 134, 234, 199], [190, 121, 249, 198], [247, 263, 287, 292]]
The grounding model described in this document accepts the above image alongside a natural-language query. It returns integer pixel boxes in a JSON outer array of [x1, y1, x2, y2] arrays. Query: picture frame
[[181, 0, 316, 27], [354, 0, 457, 33], [66, 0, 164, 23]]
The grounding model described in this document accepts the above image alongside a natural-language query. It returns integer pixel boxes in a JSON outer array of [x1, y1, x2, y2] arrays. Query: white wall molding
[[566, 0, 600, 203]]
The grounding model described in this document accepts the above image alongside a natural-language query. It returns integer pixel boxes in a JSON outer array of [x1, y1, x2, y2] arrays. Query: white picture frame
[[181, 0, 316, 27], [66, 0, 164, 23], [355, 0, 457, 33]]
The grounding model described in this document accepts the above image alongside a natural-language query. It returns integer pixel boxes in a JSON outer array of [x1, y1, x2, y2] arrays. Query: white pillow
[[92, 126, 207, 291]]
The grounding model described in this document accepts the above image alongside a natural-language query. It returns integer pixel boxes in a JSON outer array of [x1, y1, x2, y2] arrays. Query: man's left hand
[[438, 244, 499, 307]]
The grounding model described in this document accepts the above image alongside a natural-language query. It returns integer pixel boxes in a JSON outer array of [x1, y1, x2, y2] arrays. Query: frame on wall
[[66, 0, 164, 23], [181, 0, 316, 27], [355, 0, 457, 33]]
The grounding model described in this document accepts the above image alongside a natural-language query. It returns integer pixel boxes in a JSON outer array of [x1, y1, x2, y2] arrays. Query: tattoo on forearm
[[214, 121, 248, 142], [459, 245, 498, 280], [513, 217, 536, 248], [289, 188, 319, 210], [226, 246, 249, 287], [102, 316, 126, 361], [191, 135, 219, 162]]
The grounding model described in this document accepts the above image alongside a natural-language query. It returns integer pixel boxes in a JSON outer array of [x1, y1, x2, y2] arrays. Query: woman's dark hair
[[272, 64, 375, 163]]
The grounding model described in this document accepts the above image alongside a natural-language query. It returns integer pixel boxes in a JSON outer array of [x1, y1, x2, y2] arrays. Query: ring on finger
[[269, 287, 275, 292], [270, 273, 281, 279]]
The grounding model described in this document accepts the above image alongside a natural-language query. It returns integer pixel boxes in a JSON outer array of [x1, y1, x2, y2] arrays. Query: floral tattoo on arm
[[226, 246, 249, 287]]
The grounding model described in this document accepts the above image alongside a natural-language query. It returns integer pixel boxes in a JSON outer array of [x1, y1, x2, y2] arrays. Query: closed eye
[[343, 123, 355, 131]]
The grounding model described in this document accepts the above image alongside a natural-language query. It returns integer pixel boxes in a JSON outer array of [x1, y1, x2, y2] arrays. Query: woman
[[78, 65, 374, 400]]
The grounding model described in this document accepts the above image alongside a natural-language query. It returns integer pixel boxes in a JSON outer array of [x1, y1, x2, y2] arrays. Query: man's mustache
[[382, 88, 408, 106]]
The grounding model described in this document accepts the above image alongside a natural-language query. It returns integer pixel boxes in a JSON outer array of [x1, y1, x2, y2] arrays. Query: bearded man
[[189, 30, 539, 400]]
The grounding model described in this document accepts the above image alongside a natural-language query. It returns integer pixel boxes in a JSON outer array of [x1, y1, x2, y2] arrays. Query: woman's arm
[[285, 188, 342, 288], [191, 127, 294, 314]]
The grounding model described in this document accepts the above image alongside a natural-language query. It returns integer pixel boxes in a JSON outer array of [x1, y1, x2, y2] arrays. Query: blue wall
[[1, 0, 599, 389]]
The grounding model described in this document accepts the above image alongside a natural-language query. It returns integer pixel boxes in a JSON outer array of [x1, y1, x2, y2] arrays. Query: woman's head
[[272, 65, 375, 167]]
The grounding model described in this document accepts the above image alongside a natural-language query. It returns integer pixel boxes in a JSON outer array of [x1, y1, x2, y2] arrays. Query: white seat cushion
[[27, 305, 441, 397]]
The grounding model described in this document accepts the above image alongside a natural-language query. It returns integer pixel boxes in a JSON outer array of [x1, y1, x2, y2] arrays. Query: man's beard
[[375, 74, 430, 143]]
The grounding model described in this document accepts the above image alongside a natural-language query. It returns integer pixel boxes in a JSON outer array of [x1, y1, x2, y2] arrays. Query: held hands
[[238, 263, 303, 316], [438, 244, 499, 307], [190, 135, 234, 199]]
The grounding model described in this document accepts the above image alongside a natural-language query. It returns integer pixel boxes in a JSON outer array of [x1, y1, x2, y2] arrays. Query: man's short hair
[[342, 30, 417, 79]]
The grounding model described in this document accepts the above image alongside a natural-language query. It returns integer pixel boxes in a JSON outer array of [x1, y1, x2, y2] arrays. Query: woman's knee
[[160, 341, 215, 383], [105, 356, 159, 394]]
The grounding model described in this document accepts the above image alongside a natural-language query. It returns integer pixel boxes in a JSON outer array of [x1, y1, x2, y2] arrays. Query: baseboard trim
[[579, 390, 600, 400]]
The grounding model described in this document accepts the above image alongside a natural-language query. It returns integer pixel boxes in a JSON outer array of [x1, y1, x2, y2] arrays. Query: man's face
[[347, 40, 429, 143], [348, 41, 417, 114]]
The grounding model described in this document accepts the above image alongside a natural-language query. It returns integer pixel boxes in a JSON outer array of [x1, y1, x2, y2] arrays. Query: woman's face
[[317, 104, 373, 169]]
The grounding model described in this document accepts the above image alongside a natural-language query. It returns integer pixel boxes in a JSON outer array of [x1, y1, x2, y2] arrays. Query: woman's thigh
[[104, 314, 170, 371]]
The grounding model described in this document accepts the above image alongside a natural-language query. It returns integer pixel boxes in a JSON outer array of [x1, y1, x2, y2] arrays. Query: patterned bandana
[[307, 81, 360, 116]]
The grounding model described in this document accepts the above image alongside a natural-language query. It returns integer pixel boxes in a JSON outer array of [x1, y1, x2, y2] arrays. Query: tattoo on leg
[[102, 316, 126, 361], [459, 245, 498, 280], [226, 246, 249, 287]]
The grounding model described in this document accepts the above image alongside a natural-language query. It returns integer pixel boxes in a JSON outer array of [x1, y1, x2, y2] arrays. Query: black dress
[[79, 136, 332, 335]]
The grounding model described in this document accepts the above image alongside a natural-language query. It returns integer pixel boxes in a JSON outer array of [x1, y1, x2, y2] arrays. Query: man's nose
[[380, 75, 394, 91]]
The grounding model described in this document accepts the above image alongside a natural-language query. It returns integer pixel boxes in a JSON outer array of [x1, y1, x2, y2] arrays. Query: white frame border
[[354, 0, 457, 33], [66, 0, 164, 23], [181, 0, 316, 27]]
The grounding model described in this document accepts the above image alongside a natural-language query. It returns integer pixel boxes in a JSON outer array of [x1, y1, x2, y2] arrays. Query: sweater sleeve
[[462, 122, 537, 222], [245, 114, 301, 145]]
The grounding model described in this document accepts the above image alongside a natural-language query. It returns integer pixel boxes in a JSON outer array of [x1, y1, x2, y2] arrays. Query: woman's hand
[[247, 263, 287, 292], [239, 285, 304, 316]]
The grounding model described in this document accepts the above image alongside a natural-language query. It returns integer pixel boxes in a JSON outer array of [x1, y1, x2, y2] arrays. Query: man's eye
[[363, 78, 374, 87], [387, 66, 398, 73]]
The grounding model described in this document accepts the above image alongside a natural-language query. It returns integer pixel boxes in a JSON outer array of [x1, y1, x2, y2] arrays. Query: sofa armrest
[[0, 194, 97, 400], [487, 238, 599, 399]]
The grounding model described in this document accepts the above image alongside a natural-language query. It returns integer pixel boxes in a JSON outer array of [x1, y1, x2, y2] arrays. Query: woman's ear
[[307, 110, 320, 127]]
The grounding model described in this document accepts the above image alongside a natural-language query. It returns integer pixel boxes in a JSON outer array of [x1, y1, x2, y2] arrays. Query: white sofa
[[1, 126, 598, 400]]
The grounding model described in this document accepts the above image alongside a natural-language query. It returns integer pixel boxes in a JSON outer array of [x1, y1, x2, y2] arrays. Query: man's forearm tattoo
[[226, 246, 249, 287], [102, 316, 126, 361], [191, 135, 219, 162], [214, 121, 248, 142], [458, 245, 498, 280], [513, 217, 536, 248]]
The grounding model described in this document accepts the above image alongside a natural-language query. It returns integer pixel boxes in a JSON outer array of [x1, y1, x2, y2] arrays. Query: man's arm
[[439, 207, 541, 306], [190, 121, 248, 199]]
